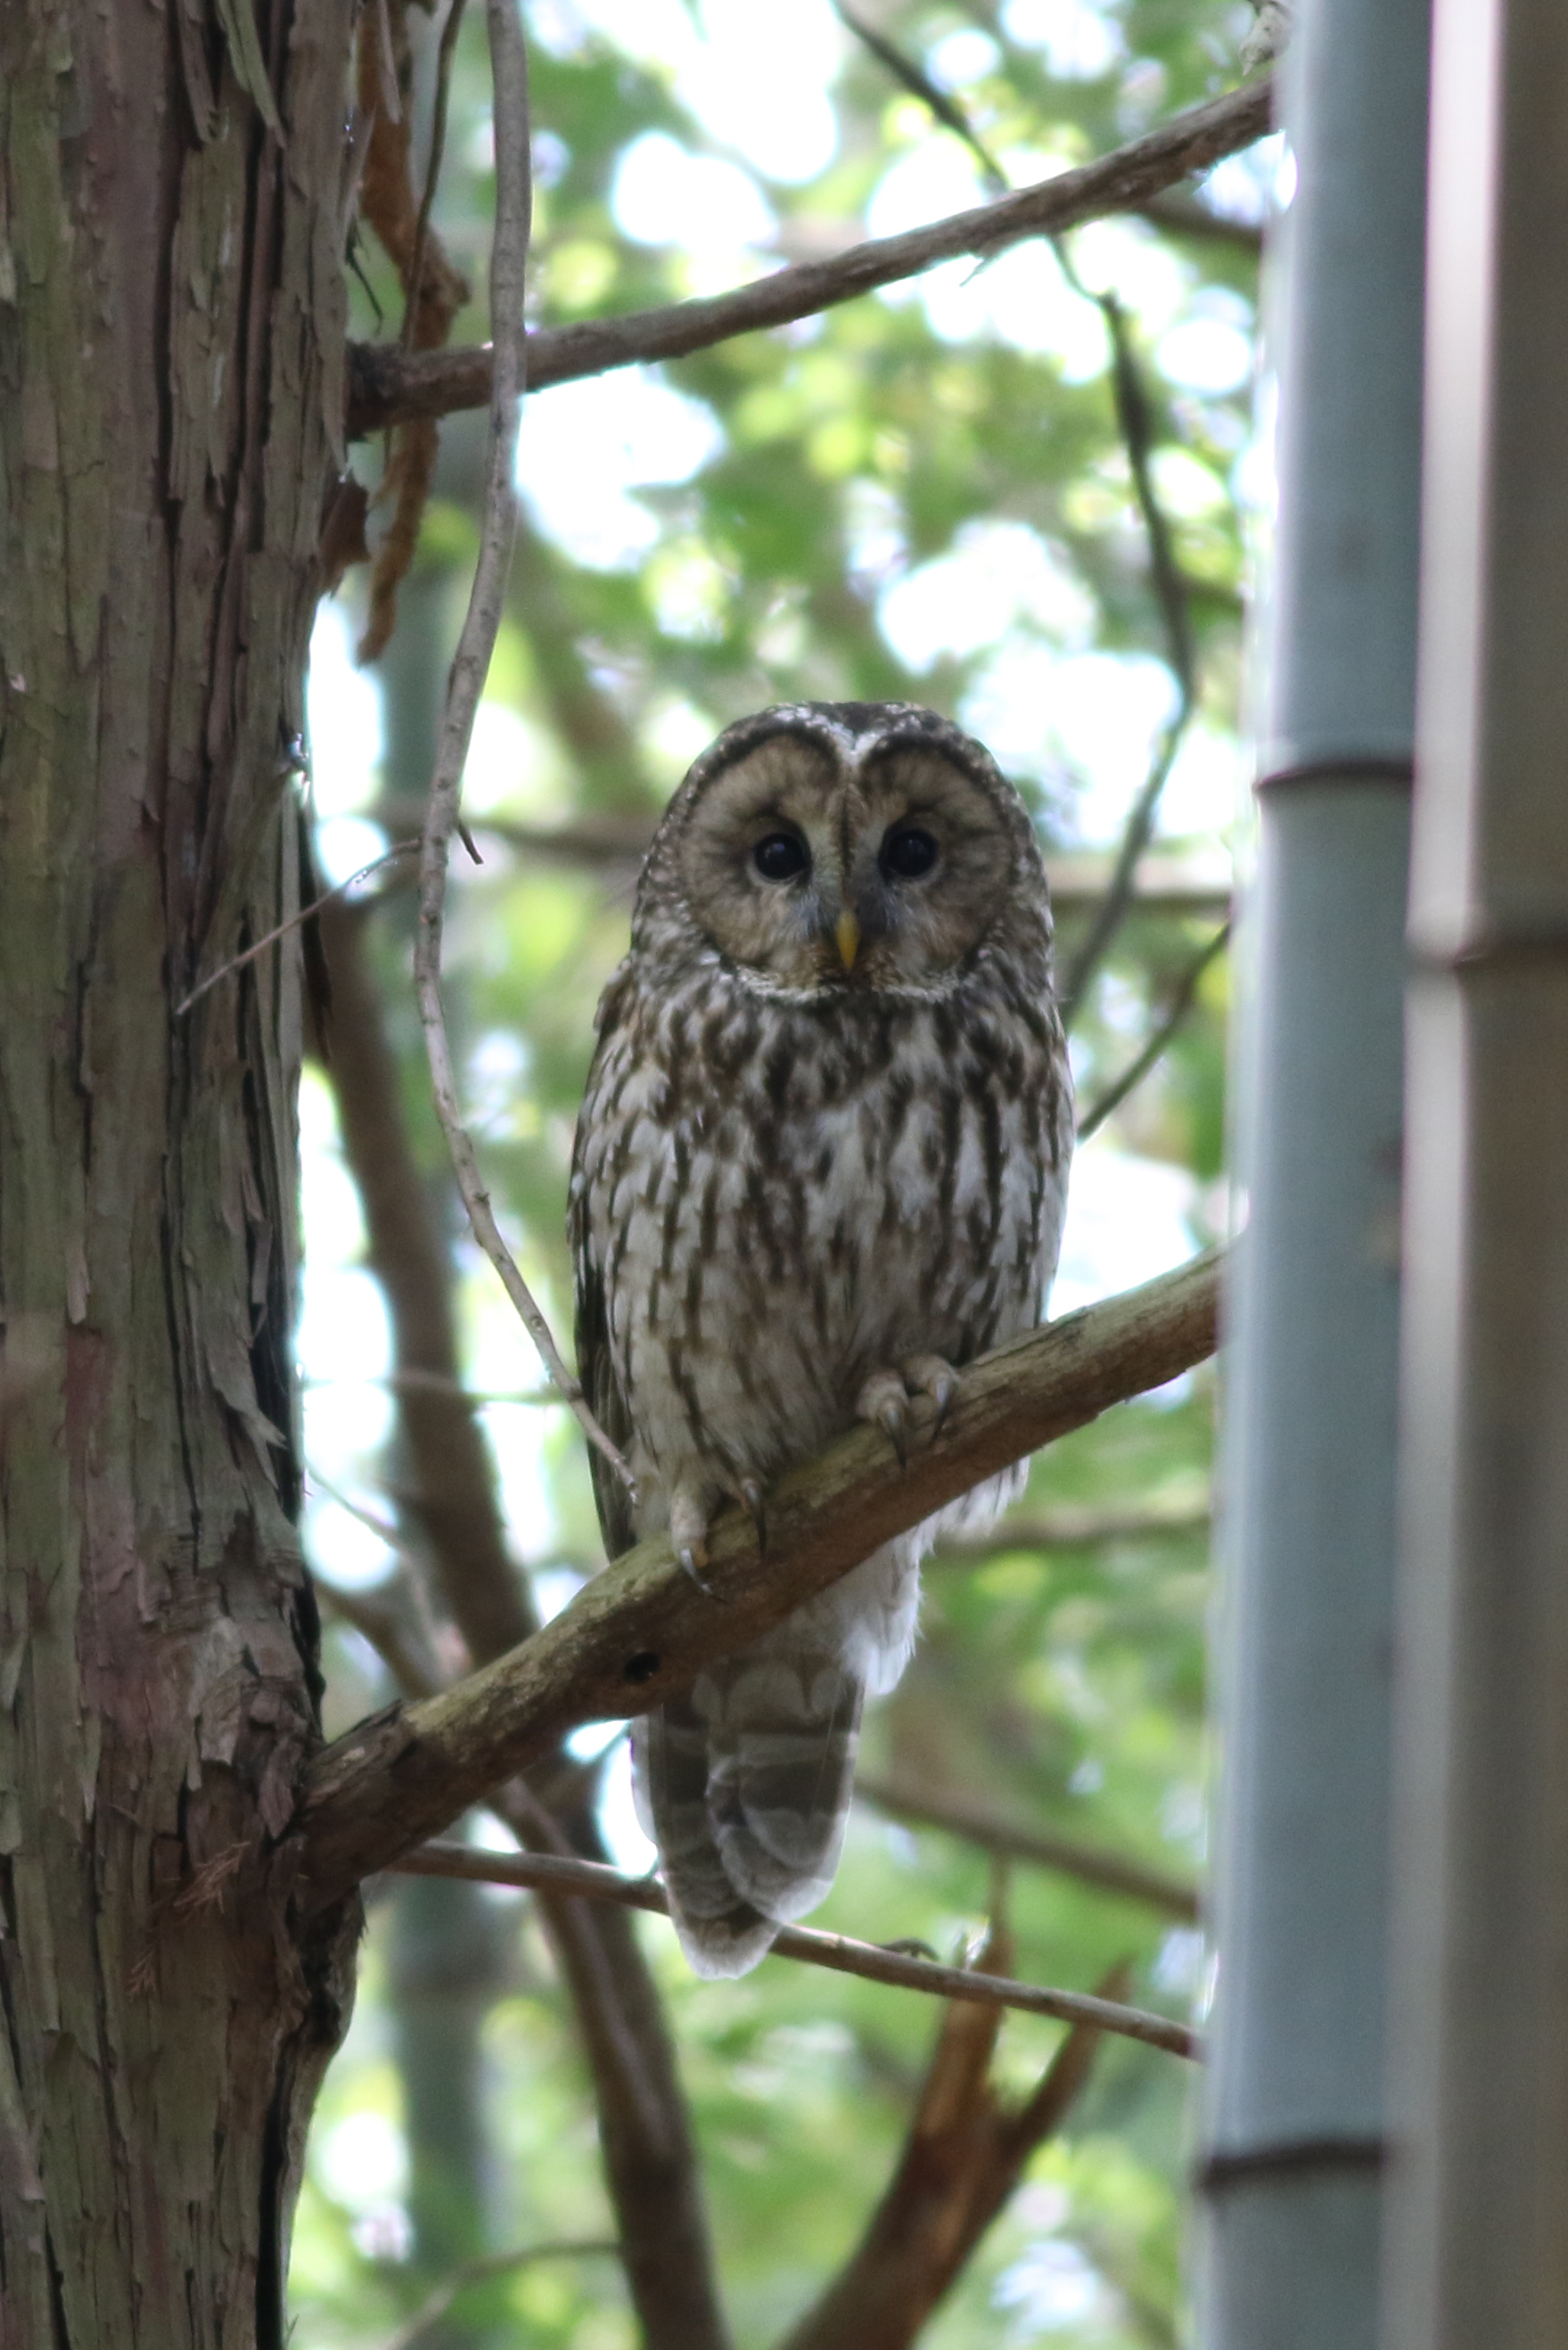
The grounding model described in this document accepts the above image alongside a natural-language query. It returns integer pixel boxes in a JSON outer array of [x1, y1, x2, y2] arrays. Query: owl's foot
[[856, 1355, 958, 1467]]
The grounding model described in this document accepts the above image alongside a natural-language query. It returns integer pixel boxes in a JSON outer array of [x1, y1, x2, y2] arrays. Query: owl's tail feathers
[[634, 1642, 865, 1980]]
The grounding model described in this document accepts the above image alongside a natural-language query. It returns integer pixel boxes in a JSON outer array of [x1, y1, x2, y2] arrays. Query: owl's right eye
[[753, 833, 810, 882]]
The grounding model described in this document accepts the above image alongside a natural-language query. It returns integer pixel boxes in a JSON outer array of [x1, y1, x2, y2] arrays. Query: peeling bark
[[0, 4, 357, 2341]]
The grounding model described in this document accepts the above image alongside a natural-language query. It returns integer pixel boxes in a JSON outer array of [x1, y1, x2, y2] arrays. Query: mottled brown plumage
[[570, 703, 1072, 1975]]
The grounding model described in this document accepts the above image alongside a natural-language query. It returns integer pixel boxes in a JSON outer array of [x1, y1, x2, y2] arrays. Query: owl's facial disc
[[677, 731, 1018, 994]]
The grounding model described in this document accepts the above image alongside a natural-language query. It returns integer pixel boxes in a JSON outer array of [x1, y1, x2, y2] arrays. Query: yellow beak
[[834, 909, 861, 971]]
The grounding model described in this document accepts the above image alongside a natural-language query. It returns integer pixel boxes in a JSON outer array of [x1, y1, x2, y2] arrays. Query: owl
[[569, 702, 1073, 1976]]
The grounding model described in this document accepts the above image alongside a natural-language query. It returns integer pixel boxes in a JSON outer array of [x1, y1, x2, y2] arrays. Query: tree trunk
[[0, 4, 357, 2342]]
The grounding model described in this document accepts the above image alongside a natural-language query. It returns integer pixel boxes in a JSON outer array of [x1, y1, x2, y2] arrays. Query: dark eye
[[753, 833, 809, 882], [882, 827, 939, 880]]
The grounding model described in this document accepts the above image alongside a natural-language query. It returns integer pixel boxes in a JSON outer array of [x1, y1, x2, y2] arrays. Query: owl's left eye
[[753, 833, 810, 882], [881, 826, 940, 880]]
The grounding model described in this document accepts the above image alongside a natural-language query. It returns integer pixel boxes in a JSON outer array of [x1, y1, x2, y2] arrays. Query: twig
[[1056, 267, 1200, 1025], [402, 0, 468, 352], [1093, 291, 1197, 703], [782, 1952, 1135, 2350], [345, 76, 1274, 434], [390, 1842, 1197, 2058], [406, 1, 634, 1499], [319, 900, 538, 1663], [294, 1249, 1221, 1907], [834, 0, 1008, 194], [174, 841, 417, 1015], [380, 2239, 620, 2350], [855, 1775, 1199, 1919], [1076, 922, 1231, 1142]]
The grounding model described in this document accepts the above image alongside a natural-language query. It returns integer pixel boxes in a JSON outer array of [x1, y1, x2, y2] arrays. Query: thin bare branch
[[856, 1775, 1199, 1919], [175, 841, 416, 1015], [319, 900, 537, 1661], [390, 1843, 1196, 2058], [1083, 281, 1196, 703], [1077, 921, 1231, 1142], [402, 0, 468, 352], [294, 1248, 1221, 1909], [380, 2239, 620, 2350], [834, 0, 1008, 193], [406, 4, 634, 1499], [782, 1948, 1137, 2350], [1057, 269, 1202, 1025], [346, 76, 1273, 434], [320, 903, 730, 2350]]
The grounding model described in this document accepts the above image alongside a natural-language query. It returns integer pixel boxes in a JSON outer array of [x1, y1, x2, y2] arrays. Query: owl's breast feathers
[[571, 950, 1071, 1548]]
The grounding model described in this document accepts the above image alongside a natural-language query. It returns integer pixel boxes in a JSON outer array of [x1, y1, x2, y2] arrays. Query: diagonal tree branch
[[346, 76, 1273, 435], [293, 1248, 1221, 1910]]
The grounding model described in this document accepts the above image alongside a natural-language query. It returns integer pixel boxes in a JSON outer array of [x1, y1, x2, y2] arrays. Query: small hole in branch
[[622, 1652, 661, 1685]]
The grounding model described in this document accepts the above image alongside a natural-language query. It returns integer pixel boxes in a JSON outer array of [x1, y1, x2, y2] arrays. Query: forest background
[[292, 2, 1269, 2343]]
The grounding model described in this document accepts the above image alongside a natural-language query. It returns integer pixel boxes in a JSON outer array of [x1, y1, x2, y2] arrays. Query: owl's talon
[[903, 1353, 958, 1441], [858, 1368, 913, 1466], [740, 1477, 768, 1549], [677, 1543, 716, 1597]]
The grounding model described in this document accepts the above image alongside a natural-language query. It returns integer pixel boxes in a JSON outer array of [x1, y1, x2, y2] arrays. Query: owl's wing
[[571, 965, 639, 1565], [573, 1237, 637, 1564]]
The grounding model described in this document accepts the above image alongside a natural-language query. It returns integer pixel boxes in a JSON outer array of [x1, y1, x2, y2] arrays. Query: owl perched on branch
[[570, 703, 1073, 1976]]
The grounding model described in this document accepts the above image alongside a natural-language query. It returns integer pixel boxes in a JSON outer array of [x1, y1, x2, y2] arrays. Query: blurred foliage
[[293, 0, 1263, 2342]]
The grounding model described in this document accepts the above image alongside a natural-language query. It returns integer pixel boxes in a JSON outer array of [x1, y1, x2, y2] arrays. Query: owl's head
[[635, 703, 1052, 998]]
